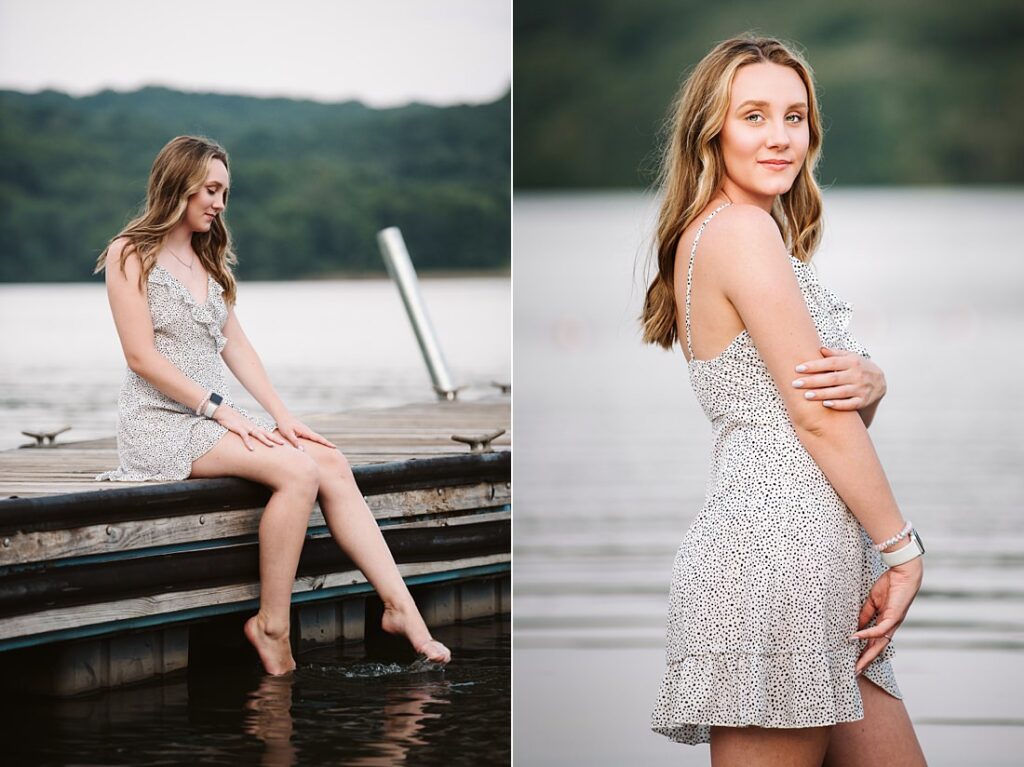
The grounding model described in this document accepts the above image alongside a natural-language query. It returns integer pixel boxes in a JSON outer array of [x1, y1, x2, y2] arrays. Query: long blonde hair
[[640, 33, 826, 350], [92, 135, 241, 306]]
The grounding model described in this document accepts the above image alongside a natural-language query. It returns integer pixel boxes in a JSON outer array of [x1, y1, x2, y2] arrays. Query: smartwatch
[[880, 528, 925, 567], [203, 392, 224, 418]]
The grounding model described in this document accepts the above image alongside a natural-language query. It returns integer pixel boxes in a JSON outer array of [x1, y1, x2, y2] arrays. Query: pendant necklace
[[166, 244, 195, 271]]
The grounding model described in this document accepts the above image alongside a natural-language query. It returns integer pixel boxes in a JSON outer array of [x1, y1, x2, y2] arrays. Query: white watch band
[[880, 529, 925, 567], [202, 391, 224, 419]]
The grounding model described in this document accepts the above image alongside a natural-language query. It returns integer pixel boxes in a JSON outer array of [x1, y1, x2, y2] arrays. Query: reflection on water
[[245, 674, 297, 767], [0, 616, 509, 766], [243, 659, 453, 767], [513, 190, 1024, 766]]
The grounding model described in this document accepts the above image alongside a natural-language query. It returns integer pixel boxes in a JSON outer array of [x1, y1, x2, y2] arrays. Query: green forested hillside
[[515, 0, 1024, 188], [0, 87, 510, 281]]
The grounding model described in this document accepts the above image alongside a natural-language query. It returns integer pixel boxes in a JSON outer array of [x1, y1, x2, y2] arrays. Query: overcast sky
[[0, 0, 510, 107]]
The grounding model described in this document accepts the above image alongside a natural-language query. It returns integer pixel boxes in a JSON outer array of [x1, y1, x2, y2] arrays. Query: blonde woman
[[94, 135, 451, 675], [642, 36, 927, 766]]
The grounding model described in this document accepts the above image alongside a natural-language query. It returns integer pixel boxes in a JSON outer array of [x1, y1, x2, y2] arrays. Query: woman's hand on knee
[[212, 405, 285, 452], [273, 414, 338, 452]]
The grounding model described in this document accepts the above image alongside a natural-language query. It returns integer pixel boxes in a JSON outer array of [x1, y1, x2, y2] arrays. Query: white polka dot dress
[[650, 203, 902, 746], [95, 264, 277, 482]]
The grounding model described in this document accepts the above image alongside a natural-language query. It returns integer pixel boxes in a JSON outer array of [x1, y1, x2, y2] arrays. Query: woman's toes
[[417, 639, 452, 664]]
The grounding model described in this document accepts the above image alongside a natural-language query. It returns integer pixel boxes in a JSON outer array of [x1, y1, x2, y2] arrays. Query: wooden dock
[[0, 397, 510, 695]]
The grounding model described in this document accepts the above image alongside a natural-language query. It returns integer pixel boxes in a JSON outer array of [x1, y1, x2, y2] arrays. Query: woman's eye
[[746, 114, 803, 123]]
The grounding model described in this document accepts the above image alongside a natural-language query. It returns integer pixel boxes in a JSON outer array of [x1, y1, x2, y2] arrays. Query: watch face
[[912, 529, 925, 554], [210, 392, 224, 405]]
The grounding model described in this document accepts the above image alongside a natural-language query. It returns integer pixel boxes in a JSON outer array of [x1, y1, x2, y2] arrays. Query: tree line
[[0, 86, 510, 282], [515, 0, 1024, 188]]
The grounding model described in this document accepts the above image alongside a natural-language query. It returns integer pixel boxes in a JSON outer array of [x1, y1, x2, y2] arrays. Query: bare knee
[[323, 448, 353, 479], [273, 452, 320, 497], [310, 446, 352, 487]]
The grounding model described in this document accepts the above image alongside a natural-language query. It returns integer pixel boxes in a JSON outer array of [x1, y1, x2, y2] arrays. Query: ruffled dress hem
[[650, 647, 902, 746]]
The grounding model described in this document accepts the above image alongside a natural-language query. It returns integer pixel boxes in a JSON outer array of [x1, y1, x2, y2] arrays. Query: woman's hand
[[849, 557, 924, 675], [213, 404, 285, 452], [792, 346, 886, 411], [273, 413, 338, 451]]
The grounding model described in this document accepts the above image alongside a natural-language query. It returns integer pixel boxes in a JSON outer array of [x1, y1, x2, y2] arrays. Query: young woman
[[94, 135, 451, 675], [641, 36, 928, 766]]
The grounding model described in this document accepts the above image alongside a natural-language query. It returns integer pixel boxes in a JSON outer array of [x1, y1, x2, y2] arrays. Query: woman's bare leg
[[190, 431, 320, 674], [711, 724, 832, 767], [822, 675, 928, 766], [297, 436, 451, 663]]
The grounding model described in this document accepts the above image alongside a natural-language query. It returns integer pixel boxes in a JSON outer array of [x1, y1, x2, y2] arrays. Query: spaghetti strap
[[683, 202, 732, 359]]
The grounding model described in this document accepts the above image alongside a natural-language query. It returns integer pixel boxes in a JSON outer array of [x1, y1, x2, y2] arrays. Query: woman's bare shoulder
[[104, 237, 147, 286], [700, 204, 786, 265], [712, 202, 777, 234]]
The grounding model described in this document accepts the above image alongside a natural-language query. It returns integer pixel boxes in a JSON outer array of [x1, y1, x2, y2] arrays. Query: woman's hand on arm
[[792, 346, 887, 425], [220, 307, 336, 451]]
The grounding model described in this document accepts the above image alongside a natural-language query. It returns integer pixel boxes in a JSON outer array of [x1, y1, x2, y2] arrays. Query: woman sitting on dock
[[93, 135, 451, 674]]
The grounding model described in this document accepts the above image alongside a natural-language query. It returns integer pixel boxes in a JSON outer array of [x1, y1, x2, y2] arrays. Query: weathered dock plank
[[0, 399, 511, 497], [0, 398, 511, 695]]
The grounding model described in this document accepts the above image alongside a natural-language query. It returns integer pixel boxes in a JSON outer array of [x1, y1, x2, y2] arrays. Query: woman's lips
[[759, 160, 791, 170]]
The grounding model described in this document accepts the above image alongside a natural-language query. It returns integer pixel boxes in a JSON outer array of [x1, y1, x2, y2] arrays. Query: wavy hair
[[640, 33, 826, 350], [92, 135, 240, 306]]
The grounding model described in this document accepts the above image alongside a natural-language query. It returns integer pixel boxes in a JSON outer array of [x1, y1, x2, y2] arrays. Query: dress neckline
[[153, 263, 213, 305]]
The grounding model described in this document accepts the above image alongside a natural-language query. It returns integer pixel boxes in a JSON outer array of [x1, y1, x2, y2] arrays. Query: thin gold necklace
[[166, 244, 195, 271]]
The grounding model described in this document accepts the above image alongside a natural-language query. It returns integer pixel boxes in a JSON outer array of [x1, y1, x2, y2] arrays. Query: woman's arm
[[219, 306, 291, 421], [792, 346, 887, 428], [709, 206, 907, 551], [104, 240, 209, 412], [859, 397, 881, 429], [219, 307, 336, 450]]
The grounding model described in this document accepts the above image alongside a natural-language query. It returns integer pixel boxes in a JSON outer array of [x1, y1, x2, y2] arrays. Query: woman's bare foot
[[244, 612, 297, 675], [381, 600, 452, 664]]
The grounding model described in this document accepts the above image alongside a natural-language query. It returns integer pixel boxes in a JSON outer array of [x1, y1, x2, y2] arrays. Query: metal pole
[[376, 227, 458, 400]]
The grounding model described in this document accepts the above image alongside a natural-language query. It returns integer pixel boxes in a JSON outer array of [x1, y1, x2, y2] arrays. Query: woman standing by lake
[[93, 135, 451, 675], [642, 35, 928, 765]]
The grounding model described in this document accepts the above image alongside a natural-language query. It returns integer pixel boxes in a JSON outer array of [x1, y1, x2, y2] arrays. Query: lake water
[[0, 275, 510, 764], [512, 189, 1024, 766], [1, 616, 510, 766], [0, 275, 510, 451]]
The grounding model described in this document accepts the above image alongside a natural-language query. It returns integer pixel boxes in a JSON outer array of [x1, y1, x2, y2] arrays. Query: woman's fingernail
[[792, 379, 804, 387], [804, 391, 815, 399], [795, 364, 807, 372], [823, 400, 834, 407], [848, 635, 860, 642]]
